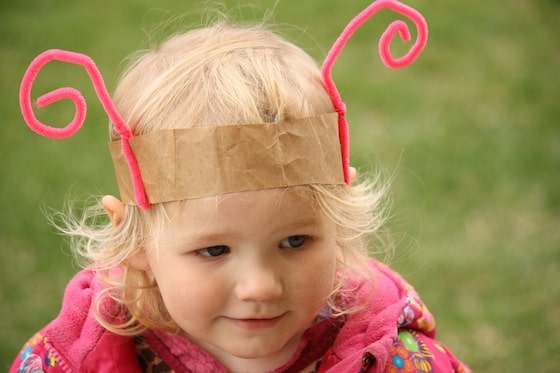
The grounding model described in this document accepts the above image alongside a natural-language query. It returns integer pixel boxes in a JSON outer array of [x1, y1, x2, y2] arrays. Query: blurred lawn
[[1, 0, 558, 371]]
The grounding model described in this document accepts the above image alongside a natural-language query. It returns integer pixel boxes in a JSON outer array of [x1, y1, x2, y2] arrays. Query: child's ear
[[102, 195, 126, 227], [349, 166, 358, 185], [102, 195, 151, 271]]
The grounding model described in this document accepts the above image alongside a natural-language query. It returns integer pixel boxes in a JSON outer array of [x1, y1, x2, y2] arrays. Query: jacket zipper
[[358, 352, 375, 373]]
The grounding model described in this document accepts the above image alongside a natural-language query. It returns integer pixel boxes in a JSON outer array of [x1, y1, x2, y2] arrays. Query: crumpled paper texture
[[110, 113, 344, 204]]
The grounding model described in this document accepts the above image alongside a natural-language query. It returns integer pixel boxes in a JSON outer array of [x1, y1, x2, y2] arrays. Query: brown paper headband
[[109, 113, 343, 204], [19, 0, 428, 208]]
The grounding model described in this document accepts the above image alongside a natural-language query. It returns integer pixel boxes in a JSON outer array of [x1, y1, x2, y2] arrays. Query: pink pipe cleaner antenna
[[19, 49, 150, 209], [322, 0, 428, 183]]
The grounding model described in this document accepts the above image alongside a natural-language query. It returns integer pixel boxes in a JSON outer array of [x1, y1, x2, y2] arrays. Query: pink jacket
[[11, 261, 470, 373]]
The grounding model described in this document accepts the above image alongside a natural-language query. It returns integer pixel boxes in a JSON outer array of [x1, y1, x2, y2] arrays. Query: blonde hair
[[61, 22, 389, 335]]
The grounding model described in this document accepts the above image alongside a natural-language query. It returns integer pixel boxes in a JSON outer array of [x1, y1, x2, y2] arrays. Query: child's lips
[[227, 313, 286, 330]]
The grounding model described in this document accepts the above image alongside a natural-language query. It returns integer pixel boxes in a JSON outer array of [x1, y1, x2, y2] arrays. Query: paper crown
[[110, 114, 344, 204], [19, 0, 428, 209]]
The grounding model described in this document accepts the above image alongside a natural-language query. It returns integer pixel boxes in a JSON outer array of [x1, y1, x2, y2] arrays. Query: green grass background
[[1, 0, 558, 371]]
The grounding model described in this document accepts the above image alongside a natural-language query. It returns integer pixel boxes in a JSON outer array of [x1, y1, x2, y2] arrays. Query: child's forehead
[[153, 187, 333, 249], [163, 187, 320, 221]]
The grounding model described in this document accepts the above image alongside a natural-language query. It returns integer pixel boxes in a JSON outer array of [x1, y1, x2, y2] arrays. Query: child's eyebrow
[[281, 214, 325, 229], [169, 214, 325, 244]]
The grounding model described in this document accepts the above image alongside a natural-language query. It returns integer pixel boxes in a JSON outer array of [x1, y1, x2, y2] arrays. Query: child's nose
[[234, 264, 283, 302]]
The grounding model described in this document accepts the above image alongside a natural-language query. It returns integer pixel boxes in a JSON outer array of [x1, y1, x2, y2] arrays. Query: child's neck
[[204, 331, 303, 373]]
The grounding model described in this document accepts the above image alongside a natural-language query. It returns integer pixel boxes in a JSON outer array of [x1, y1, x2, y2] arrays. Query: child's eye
[[197, 245, 230, 257], [279, 235, 308, 249]]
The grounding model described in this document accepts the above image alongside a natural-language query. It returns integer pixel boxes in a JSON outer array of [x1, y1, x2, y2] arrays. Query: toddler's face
[[146, 187, 338, 367]]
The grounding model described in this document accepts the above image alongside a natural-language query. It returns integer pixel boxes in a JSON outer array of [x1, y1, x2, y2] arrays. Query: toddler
[[12, 1, 470, 372]]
